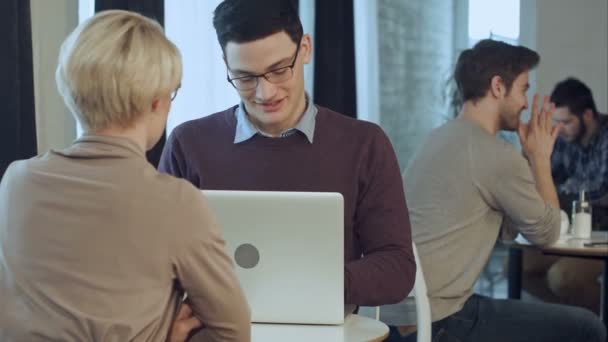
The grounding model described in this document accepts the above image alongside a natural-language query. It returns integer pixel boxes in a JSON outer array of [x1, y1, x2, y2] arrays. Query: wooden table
[[505, 231, 608, 328], [251, 314, 389, 341]]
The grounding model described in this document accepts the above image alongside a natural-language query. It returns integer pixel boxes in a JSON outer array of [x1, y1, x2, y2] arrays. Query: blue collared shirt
[[551, 116, 608, 200], [233, 95, 317, 144]]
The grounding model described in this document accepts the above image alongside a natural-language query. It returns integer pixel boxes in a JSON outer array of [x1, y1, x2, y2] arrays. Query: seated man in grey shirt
[[383, 39, 606, 341], [0, 10, 250, 342]]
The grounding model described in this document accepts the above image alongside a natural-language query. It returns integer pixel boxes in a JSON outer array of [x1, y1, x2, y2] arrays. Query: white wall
[[522, 0, 607, 113], [30, 0, 78, 152]]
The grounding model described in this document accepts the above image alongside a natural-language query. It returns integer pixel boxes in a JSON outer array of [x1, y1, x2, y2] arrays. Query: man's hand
[[518, 94, 562, 209], [167, 302, 203, 342], [518, 94, 562, 168]]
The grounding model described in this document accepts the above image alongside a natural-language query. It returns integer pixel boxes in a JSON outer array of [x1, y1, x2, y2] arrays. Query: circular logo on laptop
[[234, 243, 260, 269]]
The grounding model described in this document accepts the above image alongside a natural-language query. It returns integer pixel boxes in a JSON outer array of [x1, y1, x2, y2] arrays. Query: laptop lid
[[202, 190, 345, 324]]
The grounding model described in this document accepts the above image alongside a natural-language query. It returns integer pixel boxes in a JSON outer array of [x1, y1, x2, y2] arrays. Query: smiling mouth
[[256, 98, 285, 113]]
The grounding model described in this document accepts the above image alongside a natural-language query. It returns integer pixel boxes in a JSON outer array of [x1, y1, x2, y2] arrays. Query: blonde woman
[[0, 10, 250, 342]]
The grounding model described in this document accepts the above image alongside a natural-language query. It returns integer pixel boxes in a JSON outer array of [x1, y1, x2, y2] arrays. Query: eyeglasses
[[227, 43, 301, 91], [170, 85, 181, 101]]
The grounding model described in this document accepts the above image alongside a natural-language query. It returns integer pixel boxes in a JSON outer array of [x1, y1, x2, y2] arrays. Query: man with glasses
[[159, 0, 415, 309]]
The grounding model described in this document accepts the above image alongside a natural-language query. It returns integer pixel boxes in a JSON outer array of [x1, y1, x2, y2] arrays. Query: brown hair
[[453, 39, 539, 104]]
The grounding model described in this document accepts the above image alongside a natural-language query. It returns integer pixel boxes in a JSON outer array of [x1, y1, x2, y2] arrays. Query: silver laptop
[[202, 190, 345, 325]]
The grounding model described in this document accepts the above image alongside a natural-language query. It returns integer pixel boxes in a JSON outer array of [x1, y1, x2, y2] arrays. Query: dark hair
[[453, 39, 540, 104], [213, 0, 303, 52], [550, 77, 598, 118]]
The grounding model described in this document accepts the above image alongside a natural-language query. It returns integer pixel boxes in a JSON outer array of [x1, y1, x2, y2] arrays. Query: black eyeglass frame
[[170, 85, 181, 101], [226, 43, 301, 91]]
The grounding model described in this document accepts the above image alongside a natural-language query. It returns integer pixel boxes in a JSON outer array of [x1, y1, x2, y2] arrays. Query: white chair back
[[359, 241, 431, 342], [410, 242, 431, 342]]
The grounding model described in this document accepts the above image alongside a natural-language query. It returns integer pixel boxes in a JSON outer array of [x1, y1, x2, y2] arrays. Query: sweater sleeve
[[344, 126, 416, 306], [172, 188, 251, 342], [474, 142, 560, 246]]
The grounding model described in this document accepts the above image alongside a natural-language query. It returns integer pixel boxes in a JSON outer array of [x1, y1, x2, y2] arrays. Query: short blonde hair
[[56, 10, 182, 131]]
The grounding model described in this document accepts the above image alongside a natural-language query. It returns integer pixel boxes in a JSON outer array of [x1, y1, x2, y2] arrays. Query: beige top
[[0, 135, 250, 342], [384, 119, 560, 323]]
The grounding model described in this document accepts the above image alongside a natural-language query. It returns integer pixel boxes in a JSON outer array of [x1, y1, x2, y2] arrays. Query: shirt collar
[[54, 134, 146, 160], [234, 93, 317, 144]]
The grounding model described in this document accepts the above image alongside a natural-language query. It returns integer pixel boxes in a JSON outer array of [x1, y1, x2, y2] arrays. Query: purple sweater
[[159, 106, 415, 306]]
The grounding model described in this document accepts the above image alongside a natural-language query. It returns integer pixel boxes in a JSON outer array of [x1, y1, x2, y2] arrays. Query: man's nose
[[255, 77, 278, 101]]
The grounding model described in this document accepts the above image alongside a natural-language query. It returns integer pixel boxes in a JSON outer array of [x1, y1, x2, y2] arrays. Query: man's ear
[[582, 108, 594, 122], [489, 75, 506, 99], [301, 34, 312, 65]]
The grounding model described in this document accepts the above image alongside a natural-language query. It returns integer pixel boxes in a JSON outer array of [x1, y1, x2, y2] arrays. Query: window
[[76, 0, 96, 137], [468, 0, 520, 46], [468, 0, 522, 147], [76, 0, 240, 136], [164, 1, 239, 135], [353, 0, 379, 124]]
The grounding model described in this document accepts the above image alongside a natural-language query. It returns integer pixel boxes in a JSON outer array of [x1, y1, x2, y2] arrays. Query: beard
[[498, 106, 522, 132], [573, 118, 587, 143]]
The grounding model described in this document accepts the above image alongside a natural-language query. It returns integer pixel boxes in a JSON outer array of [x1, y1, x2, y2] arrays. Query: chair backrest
[[410, 241, 431, 342], [359, 241, 431, 342]]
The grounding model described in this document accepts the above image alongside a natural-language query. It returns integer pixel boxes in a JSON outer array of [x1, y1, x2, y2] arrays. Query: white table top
[[251, 314, 389, 342], [514, 231, 608, 258]]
